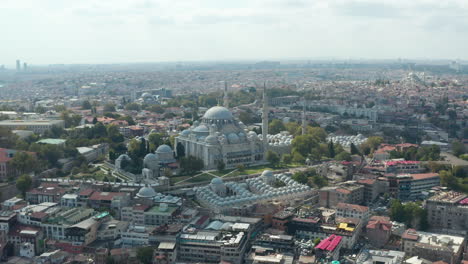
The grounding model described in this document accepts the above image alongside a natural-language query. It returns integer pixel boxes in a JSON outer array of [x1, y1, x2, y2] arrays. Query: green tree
[[292, 134, 319, 157], [306, 127, 327, 142], [239, 111, 258, 125], [136, 247, 154, 264], [390, 199, 406, 223], [147, 105, 165, 114], [81, 100, 92, 110], [10, 152, 39, 175], [216, 160, 226, 172], [269, 119, 286, 134], [328, 141, 335, 158], [124, 103, 141, 111], [103, 103, 116, 113], [119, 115, 136, 126], [350, 143, 360, 155], [148, 133, 164, 152], [35, 106, 46, 114], [335, 152, 351, 161], [292, 151, 305, 164], [360, 136, 384, 155], [281, 154, 292, 164], [163, 168, 173, 177], [180, 155, 204, 175], [128, 139, 143, 159], [266, 150, 280, 168], [313, 238, 321, 245], [292, 171, 308, 184], [452, 141, 466, 157], [16, 174, 32, 197]]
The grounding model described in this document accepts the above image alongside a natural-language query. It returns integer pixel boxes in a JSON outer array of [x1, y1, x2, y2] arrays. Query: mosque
[[175, 86, 273, 170]]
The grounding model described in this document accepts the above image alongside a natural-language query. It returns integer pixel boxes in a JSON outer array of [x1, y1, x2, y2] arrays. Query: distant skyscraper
[[16, 60, 21, 71], [23, 62, 27, 71]]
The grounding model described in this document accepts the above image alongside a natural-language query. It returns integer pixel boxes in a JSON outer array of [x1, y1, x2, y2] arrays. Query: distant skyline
[[2, 0, 468, 66]]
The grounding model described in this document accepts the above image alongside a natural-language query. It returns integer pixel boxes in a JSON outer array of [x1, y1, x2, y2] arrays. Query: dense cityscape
[[0, 59, 466, 264], [1, 0, 468, 262]]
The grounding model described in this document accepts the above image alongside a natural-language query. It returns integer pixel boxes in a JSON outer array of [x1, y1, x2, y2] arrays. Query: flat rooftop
[[428, 191, 467, 203]]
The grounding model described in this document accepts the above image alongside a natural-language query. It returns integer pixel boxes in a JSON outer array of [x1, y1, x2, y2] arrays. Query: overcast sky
[[2, 0, 468, 66]]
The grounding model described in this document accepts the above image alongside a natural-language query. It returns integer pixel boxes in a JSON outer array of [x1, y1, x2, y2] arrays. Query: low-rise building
[[314, 234, 342, 262], [319, 182, 364, 208], [356, 249, 405, 264], [76, 143, 109, 162], [121, 225, 155, 246], [0, 119, 64, 134], [401, 229, 466, 264], [384, 160, 423, 174], [26, 185, 67, 204], [60, 194, 78, 207], [335, 203, 369, 220], [366, 216, 392, 248]]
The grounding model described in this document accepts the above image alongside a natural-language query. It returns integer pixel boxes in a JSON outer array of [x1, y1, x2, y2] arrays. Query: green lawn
[[171, 173, 215, 184]]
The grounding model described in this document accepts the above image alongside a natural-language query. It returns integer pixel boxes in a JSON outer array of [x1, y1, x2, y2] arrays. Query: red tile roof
[[336, 203, 369, 213], [357, 179, 376, 185], [79, 189, 94, 196], [89, 191, 125, 201], [410, 173, 439, 181], [336, 188, 351, 194], [402, 229, 419, 241]]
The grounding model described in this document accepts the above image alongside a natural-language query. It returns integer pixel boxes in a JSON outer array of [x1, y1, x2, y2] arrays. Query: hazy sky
[[2, 0, 468, 65]]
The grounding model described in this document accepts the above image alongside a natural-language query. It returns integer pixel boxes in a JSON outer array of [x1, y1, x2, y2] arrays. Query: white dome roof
[[156, 144, 172, 154], [144, 153, 158, 163], [261, 170, 274, 178], [117, 154, 131, 161], [203, 106, 233, 120], [211, 177, 224, 185], [137, 186, 157, 198], [227, 133, 240, 143], [193, 125, 209, 132], [205, 135, 218, 144]]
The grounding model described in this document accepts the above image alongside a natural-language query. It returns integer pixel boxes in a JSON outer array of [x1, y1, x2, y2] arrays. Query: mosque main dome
[[202, 106, 234, 120]]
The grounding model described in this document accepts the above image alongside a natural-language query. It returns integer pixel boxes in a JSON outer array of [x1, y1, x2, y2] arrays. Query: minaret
[[223, 81, 229, 108], [302, 87, 307, 135], [262, 82, 269, 150]]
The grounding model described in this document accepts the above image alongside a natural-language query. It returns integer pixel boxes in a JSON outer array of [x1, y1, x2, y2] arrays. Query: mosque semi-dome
[[205, 135, 218, 145]]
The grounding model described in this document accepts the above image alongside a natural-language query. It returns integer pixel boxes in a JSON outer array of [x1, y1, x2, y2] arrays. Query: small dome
[[205, 135, 218, 145], [117, 154, 131, 161], [203, 106, 233, 120], [227, 133, 240, 144], [137, 186, 157, 198], [248, 131, 257, 137], [262, 170, 274, 178], [211, 177, 224, 185], [142, 92, 152, 98], [180, 130, 190, 137], [156, 144, 172, 154], [144, 153, 158, 163], [193, 125, 209, 133]]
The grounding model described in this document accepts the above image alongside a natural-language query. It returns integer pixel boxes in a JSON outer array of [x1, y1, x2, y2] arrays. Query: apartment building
[[335, 203, 369, 220], [425, 191, 468, 232], [401, 229, 466, 264]]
